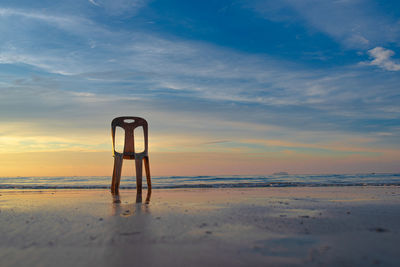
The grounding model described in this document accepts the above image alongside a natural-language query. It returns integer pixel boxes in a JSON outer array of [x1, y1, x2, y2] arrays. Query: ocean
[[0, 173, 399, 189]]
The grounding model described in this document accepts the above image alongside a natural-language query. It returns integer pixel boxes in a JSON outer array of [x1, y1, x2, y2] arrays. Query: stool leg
[[111, 154, 123, 194], [145, 189, 151, 204], [135, 157, 143, 195], [136, 192, 142, 203], [144, 156, 151, 192]]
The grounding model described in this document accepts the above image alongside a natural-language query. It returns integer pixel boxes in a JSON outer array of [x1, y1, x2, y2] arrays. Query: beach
[[1, 187, 399, 267]]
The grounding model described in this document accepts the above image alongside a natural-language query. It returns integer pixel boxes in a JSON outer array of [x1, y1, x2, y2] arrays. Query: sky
[[1, 0, 400, 176]]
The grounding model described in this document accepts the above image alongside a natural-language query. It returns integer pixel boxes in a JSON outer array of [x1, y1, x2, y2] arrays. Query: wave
[[0, 173, 399, 189]]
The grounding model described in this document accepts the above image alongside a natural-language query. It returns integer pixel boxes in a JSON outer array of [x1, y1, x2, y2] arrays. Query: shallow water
[[0, 173, 399, 189]]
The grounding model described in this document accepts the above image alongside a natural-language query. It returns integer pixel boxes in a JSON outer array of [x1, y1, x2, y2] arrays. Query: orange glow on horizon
[[1, 150, 399, 177]]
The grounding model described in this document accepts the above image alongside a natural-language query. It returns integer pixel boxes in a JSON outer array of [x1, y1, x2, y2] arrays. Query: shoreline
[[1, 183, 399, 190], [1, 187, 399, 266], [1, 173, 399, 190]]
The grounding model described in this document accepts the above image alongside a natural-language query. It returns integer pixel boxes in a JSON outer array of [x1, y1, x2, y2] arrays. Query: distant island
[[273, 172, 289, 175]]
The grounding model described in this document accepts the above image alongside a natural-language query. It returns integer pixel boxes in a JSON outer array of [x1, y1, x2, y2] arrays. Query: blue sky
[[0, 0, 400, 175]]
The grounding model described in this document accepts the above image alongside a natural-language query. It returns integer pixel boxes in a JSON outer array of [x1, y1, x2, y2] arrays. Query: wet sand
[[0, 187, 399, 267]]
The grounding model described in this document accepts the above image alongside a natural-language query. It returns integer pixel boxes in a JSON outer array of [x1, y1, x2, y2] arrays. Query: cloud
[[0, 8, 118, 74], [0, 8, 89, 30], [0, 52, 75, 75], [366, 47, 400, 71], [244, 0, 400, 49], [88, 0, 100, 7], [1, 6, 400, 157], [94, 0, 147, 16]]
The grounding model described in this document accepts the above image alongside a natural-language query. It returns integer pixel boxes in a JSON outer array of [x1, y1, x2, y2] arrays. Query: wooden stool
[[110, 116, 151, 194]]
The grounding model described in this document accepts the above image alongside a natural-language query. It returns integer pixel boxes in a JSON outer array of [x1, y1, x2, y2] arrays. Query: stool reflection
[[111, 190, 151, 216]]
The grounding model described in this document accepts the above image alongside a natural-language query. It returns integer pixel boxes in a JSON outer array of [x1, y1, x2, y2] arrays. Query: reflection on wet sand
[[135, 190, 152, 204], [105, 189, 154, 265], [1, 188, 399, 267], [111, 189, 151, 216]]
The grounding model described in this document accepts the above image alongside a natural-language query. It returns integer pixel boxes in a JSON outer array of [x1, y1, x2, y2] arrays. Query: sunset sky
[[1, 0, 400, 176]]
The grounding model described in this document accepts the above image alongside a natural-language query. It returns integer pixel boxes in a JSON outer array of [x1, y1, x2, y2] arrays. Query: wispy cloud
[[1, 7, 399, 122], [244, 0, 400, 49], [1, 5, 399, 160], [364, 47, 400, 71], [92, 0, 147, 15], [88, 0, 100, 7], [0, 8, 90, 30]]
